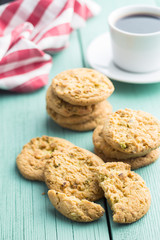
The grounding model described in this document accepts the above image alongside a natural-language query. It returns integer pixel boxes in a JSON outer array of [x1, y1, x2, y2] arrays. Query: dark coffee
[[115, 14, 160, 34]]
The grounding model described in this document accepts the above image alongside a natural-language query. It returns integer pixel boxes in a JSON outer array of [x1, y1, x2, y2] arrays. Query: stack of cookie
[[46, 68, 114, 131], [93, 108, 160, 169]]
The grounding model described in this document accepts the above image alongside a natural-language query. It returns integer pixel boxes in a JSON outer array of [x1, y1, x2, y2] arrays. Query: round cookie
[[46, 85, 94, 117], [48, 190, 105, 222], [93, 125, 151, 160], [47, 104, 112, 131], [44, 146, 104, 201], [94, 147, 160, 170], [51, 68, 114, 106], [16, 136, 74, 181], [47, 100, 112, 125], [96, 164, 151, 223], [102, 109, 160, 154]]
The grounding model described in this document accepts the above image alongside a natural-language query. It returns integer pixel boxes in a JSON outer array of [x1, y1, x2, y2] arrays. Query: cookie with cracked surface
[[51, 68, 114, 106], [44, 146, 104, 201], [96, 163, 151, 223], [93, 161, 131, 173], [16, 136, 74, 181], [46, 85, 94, 117], [48, 190, 105, 222], [47, 103, 112, 132], [102, 109, 160, 154], [94, 147, 160, 170], [93, 125, 151, 160], [47, 100, 112, 125]]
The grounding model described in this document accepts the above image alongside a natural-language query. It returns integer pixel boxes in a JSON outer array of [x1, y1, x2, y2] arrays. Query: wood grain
[[1, 0, 160, 239]]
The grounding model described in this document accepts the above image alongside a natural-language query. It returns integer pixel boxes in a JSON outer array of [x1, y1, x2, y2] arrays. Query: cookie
[[51, 68, 114, 106], [47, 100, 112, 125], [102, 109, 160, 154], [47, 103, 112, 132], [53, 117, 106, 131], [48, 190, 105, 222], [93, 125, 152, 160], [94, 147, 160, 170], [16, 136, 74, 181], [46, 85, 94, 117], [93, 161, 131, 173], [44, 146, 104, 201], [96, 163, 151, 223]]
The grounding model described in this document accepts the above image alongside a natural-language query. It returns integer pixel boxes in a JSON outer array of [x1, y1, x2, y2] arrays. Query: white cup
[[108, 5, 160, 73]]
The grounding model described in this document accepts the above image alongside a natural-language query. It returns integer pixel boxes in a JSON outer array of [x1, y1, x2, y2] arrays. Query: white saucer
[[87, 32, 160, 84]]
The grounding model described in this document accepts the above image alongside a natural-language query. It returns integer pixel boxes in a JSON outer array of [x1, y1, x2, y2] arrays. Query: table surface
[[1, 0, 160, 240]]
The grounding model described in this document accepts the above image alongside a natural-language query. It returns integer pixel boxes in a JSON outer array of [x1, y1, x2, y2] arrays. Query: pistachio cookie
[[51, 68, 114, 106], [93, 125, 151, 160], [47, 100, 112, 125], [48, 190, 105, 222], [46, 86, 94, 117], [47, 104, 112, 131], [44, 146, 104, 201], [94, 147, 160, 170], [16, 136, 73, 181], [47, 68, 114, 131], [96, 163, 151, 223], [102, 109, 160, 154]]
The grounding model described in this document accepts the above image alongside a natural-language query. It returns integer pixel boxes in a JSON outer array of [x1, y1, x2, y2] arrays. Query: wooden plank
[[79, 0, 160, 239], [0, 30, 110, 240], [78, 0, 115, 68]]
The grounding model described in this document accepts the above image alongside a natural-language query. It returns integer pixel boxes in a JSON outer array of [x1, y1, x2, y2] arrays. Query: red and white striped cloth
[[0, 0, 100, 92]]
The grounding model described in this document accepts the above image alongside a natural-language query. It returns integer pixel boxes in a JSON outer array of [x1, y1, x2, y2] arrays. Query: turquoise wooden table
[[1, 0, 160, 239]]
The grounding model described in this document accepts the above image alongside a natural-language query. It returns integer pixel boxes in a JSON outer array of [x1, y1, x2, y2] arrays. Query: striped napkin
[[0, 0, 100, 92]]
